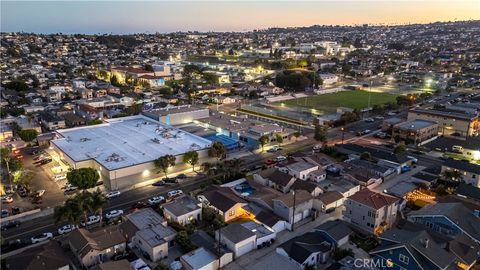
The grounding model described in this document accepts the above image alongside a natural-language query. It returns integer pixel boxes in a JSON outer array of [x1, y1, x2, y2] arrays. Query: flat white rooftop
[[52, 115, 211, 170]]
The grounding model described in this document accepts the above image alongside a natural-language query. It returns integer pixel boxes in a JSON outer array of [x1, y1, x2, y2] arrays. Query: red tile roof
[[348, 188, 399, 210]]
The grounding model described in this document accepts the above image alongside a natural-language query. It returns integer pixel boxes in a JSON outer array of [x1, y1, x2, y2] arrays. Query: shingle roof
[[163, 195, 201, 217], [317, 191, 344, 205], [201, 186, 246, 212], [273, 190, 312, 208], [268, 170, 295, 187], [456, 183, 480, 201], [219, 223, 256, 244], [5, 242, 70, 270], [290, 180, 319, 194], [444, 159, 480, 174], [315, 220, 352, 242], [347, 188, 399, 210], [408, 202, 480, 241], [69, 226, 126, 258], [279, 231, 332, 264]]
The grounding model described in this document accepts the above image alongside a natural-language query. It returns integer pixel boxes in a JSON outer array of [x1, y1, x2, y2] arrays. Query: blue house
[[407, 202, 480, 244], [370, 223, 479, 270]]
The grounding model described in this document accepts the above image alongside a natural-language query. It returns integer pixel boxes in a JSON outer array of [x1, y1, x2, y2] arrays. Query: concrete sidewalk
[[224, 208, 343, 270]]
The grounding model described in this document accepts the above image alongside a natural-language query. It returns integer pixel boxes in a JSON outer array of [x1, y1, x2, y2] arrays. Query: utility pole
[[291, 190, 296, 231], [341, 127, 345, 144], [368, 79, 372, 108]]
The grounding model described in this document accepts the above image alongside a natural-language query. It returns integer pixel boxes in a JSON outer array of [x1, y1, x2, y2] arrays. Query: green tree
[[54, 197, 82, 226], [145, 64, 154, 72], [183, 151, 199, 172], [176, 230, 196, 252], [18, 129, 38, 142], [154, 263, 170, 270], [88, 189, 107, 220], [314, 125, 327, 143], [259, 135, 269, 152], [201, 162, 216, 180], [394, 144, 406, 154], [208, 141, 226, 161], [442, 170, 463, 182], [275, 133, 284, 145], [110, 75, 120, 86], [67, 168, 100, 190], [226, 158, 244, 177], [154, 155, 176, 178], [360, 151, 372, 161]]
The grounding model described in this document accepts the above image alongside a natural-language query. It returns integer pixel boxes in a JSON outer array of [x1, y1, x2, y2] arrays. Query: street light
[[341, 127, 345, 144], [291, 190, 296, 232]]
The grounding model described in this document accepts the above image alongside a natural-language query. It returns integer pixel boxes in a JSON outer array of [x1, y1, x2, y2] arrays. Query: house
[[215, 223, 256, 258], [441, 159, 480, 188], [314, 191, 344, 213], [180, 247, 219, 270], [4, 241, 72, 270], [68, 226, 127, 268], [314, 220, 353, 247], [198, 186, 248, 223], [307, 168, 327, 182], [272, 190, 313, 228], [189, 231, 233, 268], [370, 222, 480, 270], [268, 170, 297, 193], [119, 208, 177, 262], [456, 183, 480, 202], [343, 188, 400, 235], [253, 167, 276, 186], [37, 111, 66, 131], [290, 180, 323, 197], [162, 195, 202, 225], [241, 221, 276, 248], [278, 159, 319, 180], [276, 231, 333, 269], [407, 202, 480, 243]]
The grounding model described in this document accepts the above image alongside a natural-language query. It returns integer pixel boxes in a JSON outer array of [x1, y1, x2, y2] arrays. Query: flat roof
[[395, 119, 437, 131], [181, 247, 217, 269], [52, 115, 211, 170]]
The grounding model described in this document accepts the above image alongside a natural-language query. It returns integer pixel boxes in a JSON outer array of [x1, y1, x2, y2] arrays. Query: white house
[[163, 195, 202, 225], [215, 223, 256, 258]]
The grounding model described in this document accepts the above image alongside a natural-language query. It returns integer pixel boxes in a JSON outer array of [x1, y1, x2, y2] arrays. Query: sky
[[1, 1, 479, 34]]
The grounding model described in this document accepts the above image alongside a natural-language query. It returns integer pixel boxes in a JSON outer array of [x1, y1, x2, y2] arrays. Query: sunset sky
[[1, 1, 479, 34]]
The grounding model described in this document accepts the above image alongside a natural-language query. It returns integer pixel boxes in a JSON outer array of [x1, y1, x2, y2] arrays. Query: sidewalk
[[224, 208, 343, 270]]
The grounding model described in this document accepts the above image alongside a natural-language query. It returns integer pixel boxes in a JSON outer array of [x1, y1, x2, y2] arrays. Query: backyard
[[275, 90, 399, 115]]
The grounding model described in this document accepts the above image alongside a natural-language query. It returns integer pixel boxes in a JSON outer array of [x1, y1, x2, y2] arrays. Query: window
[[399, 254, 409, 264], [229, 210, 235, 216]]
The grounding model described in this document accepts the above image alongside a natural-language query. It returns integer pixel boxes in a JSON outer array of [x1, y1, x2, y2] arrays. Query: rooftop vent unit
[[80, 137, 91, 142]]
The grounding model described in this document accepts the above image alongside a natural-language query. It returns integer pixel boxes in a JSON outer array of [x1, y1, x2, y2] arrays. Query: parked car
[[11, 207, 21, 215], [176, 174, 188, 179], [105, 209, 124, 219], [356, 129, 371, 136], [167, 190, 183, 198], [105, 190, 121, 199], [80, 215, 101, 227], [34, 190, 46, 197], [264, 159, 276, 165], [163, 177, 178, 184], [148, 196, 165, 205], [152, 180, 166, 187], [374, 116, 385, 120], [31, 232, 53, 243], [58, 224, 76, 235], [1, 196, 13, 203], [275, 156, 287, 162], [52, 174, 67, 181], [407, 156, 418, 164], [131, 201, 149, 210], [1, 209, 9, 218], [1, 221, 21, 231], [374, 132, 387, 139], [401, 165, 412, 173], [364, 118, 374, 123], [64, 185, 78, 194], [18, 186, 29, 197], [267, 146, 282, 152]]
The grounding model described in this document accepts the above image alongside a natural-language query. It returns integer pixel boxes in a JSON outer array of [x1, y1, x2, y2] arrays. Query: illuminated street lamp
[[341, 127, 345, 144]]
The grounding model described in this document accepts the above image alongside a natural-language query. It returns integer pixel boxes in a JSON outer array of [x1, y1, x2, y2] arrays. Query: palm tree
[[216, 162, 231, 183], [54, 197, 82, 226], [88, 189, 107, 220], [77, 192, 93, 225], [201, 162, 216, 180], [228, 158, 244, 177]]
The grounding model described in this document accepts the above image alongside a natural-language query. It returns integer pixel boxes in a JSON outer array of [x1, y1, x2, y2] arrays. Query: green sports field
[[276, 90, 399, 115]]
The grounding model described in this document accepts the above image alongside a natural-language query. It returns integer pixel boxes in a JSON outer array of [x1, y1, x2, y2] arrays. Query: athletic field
[[275, 90, 399, 115]]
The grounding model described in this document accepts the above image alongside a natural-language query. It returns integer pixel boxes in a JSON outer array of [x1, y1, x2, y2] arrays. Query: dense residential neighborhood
[[1, 7, 480, 270]]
